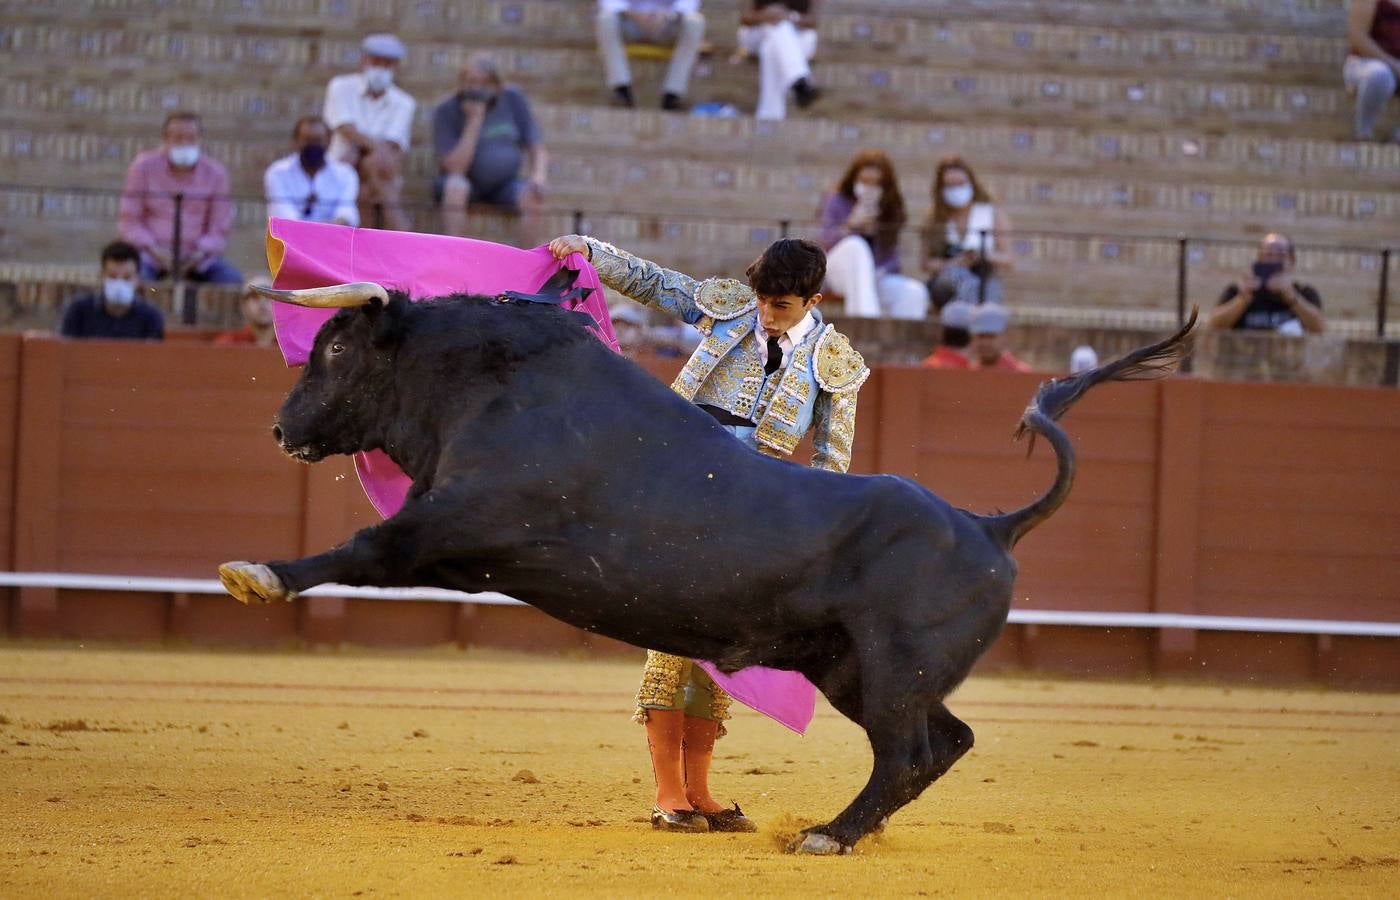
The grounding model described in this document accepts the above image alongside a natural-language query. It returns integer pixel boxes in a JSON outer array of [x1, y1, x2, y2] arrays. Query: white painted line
[[0, 571, 1396, 637]]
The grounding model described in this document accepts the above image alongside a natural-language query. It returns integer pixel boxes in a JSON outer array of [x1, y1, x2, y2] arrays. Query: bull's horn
[[250, 281, 389, 308]]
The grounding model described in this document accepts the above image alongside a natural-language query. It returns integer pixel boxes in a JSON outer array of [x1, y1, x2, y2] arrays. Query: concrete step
[[0, 13, 1347, 87], [1, 39, 1364, 140]]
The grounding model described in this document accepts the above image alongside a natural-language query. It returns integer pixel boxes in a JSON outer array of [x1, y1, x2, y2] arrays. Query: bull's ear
[[364, 296, 406, 348]]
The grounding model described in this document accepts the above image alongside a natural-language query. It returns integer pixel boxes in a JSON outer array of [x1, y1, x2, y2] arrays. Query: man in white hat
[[968, 304, 1030, 372], [322, 33, 416, 230]]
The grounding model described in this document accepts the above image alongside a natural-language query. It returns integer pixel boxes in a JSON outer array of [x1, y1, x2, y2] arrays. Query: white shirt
[[322, 72, 416, 160], [264, 153, 361, 226], [599, 0, 700, 15], [754, 310, 816, 372]]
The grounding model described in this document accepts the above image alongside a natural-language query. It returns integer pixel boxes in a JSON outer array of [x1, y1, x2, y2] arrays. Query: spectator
[[59, 241, 164, 341], [817, 149, 929, 319], [736, 1, 822, 120], [117, 111, 241, 285], [1207, 233, 1325, 335], [432, 53, 547, 237], [968, 304, 1030, 371], [596, 1, 707, 110], [215, 279, 277, 347], [323, 33, 415, 231], [922, 156, 1013, 310], [264, 117, 360, 227], [1345, 0, 1400, 141], [921, 299, 973, 369]]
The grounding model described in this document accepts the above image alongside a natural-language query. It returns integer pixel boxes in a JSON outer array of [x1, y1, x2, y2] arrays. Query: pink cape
[[266, 219, 815, 735]]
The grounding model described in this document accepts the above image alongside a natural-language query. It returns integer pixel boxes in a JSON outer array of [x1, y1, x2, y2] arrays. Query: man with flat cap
[[922, 299, 974, 369], [323, 33, 416, 230], [968, 303, 1030, 372]]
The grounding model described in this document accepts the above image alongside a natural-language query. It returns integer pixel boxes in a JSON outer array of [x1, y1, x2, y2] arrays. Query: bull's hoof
[[218, 562, 295, 605], [789, 831, 852, 856]]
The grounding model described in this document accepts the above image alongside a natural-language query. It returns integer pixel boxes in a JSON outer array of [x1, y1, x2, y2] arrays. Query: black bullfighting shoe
[[699, 803, 758, 833], [651, 806, 709, 833]]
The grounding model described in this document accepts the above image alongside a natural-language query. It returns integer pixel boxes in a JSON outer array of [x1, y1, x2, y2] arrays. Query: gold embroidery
[[814, 326, 870, 393], [695, 278, 757, 320], [632, 650, 732, 729]]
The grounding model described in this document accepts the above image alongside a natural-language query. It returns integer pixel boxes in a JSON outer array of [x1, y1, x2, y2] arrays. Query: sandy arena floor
[[0, 644, 1397, 898]]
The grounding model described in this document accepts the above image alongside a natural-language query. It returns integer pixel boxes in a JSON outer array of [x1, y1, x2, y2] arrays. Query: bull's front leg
[[219, 503, 450, 605]]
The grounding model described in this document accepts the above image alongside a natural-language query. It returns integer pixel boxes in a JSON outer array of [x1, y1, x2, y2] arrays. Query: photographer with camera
[[1207, 233, 1325, 335], [922, 156, 1013, 312], [432, 52, 547, 237]]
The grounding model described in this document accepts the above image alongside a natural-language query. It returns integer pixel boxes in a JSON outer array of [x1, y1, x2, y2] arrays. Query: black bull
[[219, 287, 1195, 854]]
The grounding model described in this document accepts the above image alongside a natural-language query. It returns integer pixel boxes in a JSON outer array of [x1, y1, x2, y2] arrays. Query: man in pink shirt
[[118, 111, 242, 284]]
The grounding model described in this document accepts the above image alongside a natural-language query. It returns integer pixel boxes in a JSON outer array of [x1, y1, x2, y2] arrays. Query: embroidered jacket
[[585, 236, 869, 473]]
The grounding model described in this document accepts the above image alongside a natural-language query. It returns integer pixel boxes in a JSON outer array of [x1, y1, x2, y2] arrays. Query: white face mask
[[853, 182, 882, 204], [364, 65, 395, 92], [942, 183, 975, 209], [167, 144, 200, 167], [104, 278, 136, 307]]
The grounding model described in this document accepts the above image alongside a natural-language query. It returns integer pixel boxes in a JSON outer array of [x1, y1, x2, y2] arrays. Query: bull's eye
[[330, 342, 345, 356]]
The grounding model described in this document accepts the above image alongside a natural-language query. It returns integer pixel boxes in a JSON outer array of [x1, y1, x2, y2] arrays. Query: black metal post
[[1176, 235, 1188, 326], [170, 192, 184, 277], [373, 202, 385, 230], [780, 219, 790, 239], [572, 209, 584, 235], [1377, 248, 1391, 339], [172, 192, 198, 325], [977, 229, 989, 304]]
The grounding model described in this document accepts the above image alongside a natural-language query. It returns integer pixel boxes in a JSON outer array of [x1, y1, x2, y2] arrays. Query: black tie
[[764, 335, 783, 375]]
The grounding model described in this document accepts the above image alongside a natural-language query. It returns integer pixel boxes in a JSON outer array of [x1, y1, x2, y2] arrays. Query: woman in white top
[[922, 156, 1014, 309]]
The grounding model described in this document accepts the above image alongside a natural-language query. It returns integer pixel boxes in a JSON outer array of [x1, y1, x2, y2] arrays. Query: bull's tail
[[980, 309, 1198, 550]]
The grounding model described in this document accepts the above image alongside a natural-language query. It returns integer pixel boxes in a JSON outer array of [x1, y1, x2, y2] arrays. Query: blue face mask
[[104, 278, 136, 307], [298, 142, 327, 171]]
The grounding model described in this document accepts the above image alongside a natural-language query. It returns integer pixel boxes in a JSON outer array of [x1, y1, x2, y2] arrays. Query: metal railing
[[1, 181, 1394, 337]]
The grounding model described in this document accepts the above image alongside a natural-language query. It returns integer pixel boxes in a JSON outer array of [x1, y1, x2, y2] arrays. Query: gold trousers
[[633, 650, 732, 735]]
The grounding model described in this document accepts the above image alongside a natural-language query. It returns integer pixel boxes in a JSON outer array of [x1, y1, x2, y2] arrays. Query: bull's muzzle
[[250, 281, 389, 308]]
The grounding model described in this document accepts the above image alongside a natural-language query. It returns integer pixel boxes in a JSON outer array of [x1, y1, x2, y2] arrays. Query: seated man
[[1344, 0, 1400, 142], [264, 116, 360, 226], [736, 1, 822, 120], [1207, 233, 1325, 335], [596, 0, 707, 110], [922, 299, 973, 369], [431, 53, 547, 237], [118, 111, 241, 285], [214, 278, 277, 348], [323, 33, 416, 231], [968, 304, 1030, 371], [59, 240, 164, 341]]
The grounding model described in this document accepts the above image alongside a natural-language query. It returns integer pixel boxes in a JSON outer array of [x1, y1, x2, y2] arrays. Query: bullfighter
[[548, 233, 869, 835]]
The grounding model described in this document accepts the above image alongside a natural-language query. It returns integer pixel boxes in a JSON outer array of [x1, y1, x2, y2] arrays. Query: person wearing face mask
[[264, 117, 360, 227], [323, 33, 416, 231], [432, 53, 548, 237], [117, 111, 241, 285], [817, 149, 930, 319], [60, 241, 165, 341], [922, 156, 1013, 311]]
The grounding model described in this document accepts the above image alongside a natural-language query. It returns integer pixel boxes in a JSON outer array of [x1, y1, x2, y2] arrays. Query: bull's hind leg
[[794, 644, 935, 855]]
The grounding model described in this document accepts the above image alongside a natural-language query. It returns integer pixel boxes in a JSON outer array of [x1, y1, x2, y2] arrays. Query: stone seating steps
[[8, 100, 1395, 197], [3, 200, 1387, 328], [0, 12, 1348, 87], [8, 0, 1349, 43], [1, 40, 1362, 142]]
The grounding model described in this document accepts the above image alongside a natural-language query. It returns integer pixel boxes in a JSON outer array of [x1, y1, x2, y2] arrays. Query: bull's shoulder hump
[[695, 278, 757, 321], [814, 325, 870, 393]]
